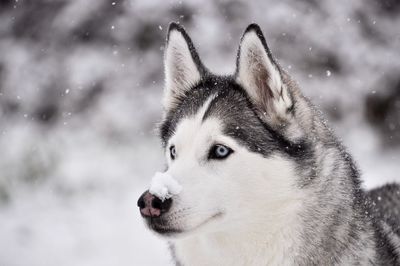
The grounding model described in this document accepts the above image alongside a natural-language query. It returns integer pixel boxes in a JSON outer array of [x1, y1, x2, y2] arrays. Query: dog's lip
[[149, 211, 224, 236], [149, 222, 183, 235], [192, 211, 224, 231]]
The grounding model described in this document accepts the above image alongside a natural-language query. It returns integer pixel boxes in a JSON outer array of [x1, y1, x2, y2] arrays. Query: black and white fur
[[140, 22, 400, 265]]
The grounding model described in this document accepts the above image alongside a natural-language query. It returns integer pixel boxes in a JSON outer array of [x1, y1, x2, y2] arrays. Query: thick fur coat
[[138, 23, 400, 265]]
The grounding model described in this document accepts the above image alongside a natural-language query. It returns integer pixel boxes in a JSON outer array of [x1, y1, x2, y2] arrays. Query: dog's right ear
[[163, 22, 205, 110]]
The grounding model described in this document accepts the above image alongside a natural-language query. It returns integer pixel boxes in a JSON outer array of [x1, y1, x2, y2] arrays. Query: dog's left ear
[[236, 24, 293, 126], [163, 22, 205, 110]]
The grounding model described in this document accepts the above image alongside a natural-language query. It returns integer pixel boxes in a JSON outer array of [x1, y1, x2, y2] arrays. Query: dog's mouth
[[147, 212, 224, 237], [148, 219, 183, 236]]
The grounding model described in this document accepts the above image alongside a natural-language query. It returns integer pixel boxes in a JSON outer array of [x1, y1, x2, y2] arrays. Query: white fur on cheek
[[163, 30, 201, 110], [173, 150, 306, 265]]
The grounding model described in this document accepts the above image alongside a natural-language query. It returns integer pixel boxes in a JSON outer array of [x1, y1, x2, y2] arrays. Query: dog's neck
[[172, 226, 301, 265], [171, 204, 304, 265]]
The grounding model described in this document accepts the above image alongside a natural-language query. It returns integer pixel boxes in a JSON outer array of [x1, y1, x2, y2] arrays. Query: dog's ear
[[235, 24, 293, 126], [163, 22, 205, 110]]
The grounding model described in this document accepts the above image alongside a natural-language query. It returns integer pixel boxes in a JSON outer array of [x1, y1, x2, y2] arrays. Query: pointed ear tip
[[242, 23, 265, 41], [167, 22, 185, 38], [168, 22, 181, 31], [244, 23, 262, 33]]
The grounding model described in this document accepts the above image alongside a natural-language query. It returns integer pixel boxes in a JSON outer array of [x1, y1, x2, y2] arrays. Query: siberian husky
[[137, 22, 400, 265]]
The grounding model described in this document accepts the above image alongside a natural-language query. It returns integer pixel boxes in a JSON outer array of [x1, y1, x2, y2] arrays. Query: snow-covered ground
[[0, 0, 399, 265]]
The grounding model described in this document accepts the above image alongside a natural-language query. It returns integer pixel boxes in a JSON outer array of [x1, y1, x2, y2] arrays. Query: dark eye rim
[[169, 145, 176, 160], [208, 144, 234, 160]]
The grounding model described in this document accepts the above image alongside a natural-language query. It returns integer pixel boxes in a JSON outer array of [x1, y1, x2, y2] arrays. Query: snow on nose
[[149, 172, 182, 201]]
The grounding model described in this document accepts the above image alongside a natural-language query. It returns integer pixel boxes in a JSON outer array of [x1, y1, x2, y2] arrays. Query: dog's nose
[[137, 190, 172, 218]]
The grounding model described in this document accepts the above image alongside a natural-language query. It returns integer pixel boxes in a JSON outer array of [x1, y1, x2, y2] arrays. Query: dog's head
[[138, 23, 315, 238]]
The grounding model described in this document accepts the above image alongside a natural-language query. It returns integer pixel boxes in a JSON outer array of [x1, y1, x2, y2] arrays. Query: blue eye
[[209, 144, 233, 160], [170, 145, 176, 160]]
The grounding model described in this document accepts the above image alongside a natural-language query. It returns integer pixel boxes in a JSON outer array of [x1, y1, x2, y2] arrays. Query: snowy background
[[0, 0, 399, 265]]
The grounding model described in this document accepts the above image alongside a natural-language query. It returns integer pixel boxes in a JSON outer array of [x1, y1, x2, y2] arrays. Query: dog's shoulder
[[366, 183, 400, 264], [368, 183, 400, 220], [367, 183, 400, 237]]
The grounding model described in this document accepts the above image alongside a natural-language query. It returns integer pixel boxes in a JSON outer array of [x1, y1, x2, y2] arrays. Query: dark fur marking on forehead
[[159, 75, 222, 146], [201, 79, 247, 123], [160, 75, 312, 161], [160, 75, 251, 147]]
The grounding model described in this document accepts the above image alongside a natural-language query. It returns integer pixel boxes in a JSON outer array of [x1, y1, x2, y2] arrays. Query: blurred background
[[0, 0, 399, 265]]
